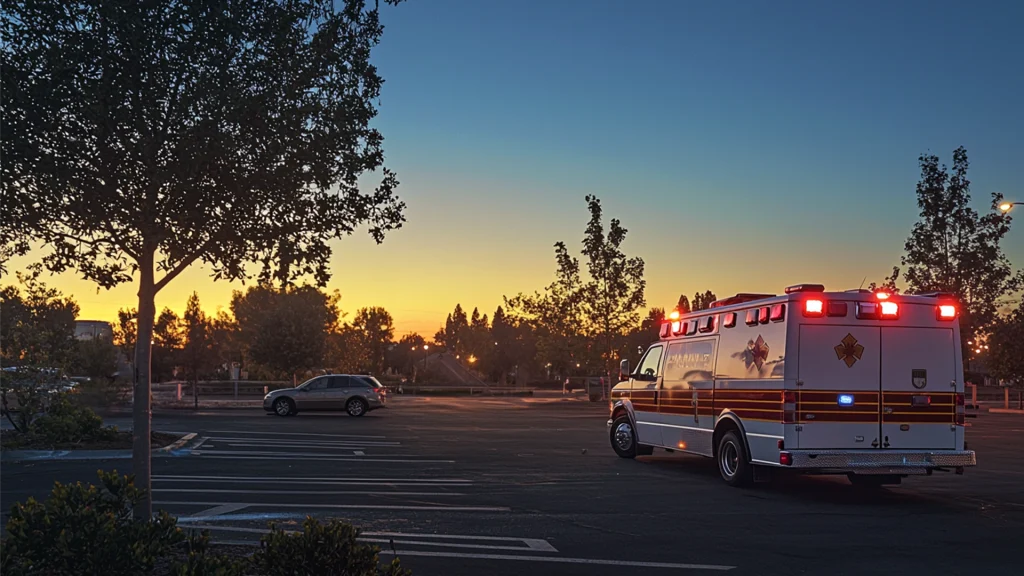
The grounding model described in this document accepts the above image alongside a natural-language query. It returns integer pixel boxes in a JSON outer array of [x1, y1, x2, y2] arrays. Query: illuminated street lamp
[[998, 201, 1016, 213]]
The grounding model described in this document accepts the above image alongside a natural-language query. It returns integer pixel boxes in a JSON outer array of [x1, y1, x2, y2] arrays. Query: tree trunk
[[132, 249, 156, 519]]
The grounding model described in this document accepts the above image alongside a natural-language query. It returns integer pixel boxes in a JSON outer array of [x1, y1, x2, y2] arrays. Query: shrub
[[1, 469, 183, 576], [29, 393, 118, 444], [253, 517, 410, 576], [172, 530, 247, 576]]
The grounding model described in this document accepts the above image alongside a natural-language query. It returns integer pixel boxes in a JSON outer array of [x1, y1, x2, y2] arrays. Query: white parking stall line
[[156, 488, 465, 497], [376, 550, 736, 571], [190, 450, 454, 463], [207, 430, 386, 439], [223, 442, 376, 450], [191, 503, 249, 517], [181, 525, 733, 570], [208, 437, 402, 447], [153, 475, 471, 484], [354, 450, 365, 455], [182, 525, 555, 553], [156, 501, 509, 512], [364, 531, 558, 553], [191, 437, 211, 450]]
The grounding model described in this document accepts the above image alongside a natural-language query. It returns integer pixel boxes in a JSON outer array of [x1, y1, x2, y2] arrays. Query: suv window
[[327, 376, 350, 389], [349, 377, 372, 388], [305, 377, 328, 391]]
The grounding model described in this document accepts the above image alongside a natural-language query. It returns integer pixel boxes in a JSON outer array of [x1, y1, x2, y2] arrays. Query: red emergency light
[[880, 301, 899, 319], [803, 299, 824, 317], [937, 304, 957, 320]]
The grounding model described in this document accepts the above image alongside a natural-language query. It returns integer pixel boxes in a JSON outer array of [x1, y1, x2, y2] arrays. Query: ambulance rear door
[[880, 325, 957, 449], [797, 325, 881, 450]]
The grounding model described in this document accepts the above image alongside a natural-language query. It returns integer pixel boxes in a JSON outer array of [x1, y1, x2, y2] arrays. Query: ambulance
[[608, 284, 976, 487]]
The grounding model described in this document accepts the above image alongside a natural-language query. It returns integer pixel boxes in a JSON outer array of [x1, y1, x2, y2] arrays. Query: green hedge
[[1, 471, 411, 575]]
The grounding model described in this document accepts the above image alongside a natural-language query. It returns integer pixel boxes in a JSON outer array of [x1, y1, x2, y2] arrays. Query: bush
[[253, 517, 410, 576], [29, 393, 119, 444], [171, 531, 247, 576], [1, 470, 184, 576]]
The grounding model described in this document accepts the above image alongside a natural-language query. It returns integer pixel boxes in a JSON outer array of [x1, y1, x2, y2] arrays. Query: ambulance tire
[[717, 430, 753, 487], [611, 415, 643, 459]]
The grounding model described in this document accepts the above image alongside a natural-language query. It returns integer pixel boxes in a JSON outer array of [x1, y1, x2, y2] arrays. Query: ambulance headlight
[[838, 394, 855, 406]]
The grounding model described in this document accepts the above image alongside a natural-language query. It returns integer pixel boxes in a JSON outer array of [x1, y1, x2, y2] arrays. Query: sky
[[9, 0, 1024, 336]]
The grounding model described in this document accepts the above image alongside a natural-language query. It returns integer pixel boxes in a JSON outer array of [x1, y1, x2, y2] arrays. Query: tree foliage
[[899, 147, 1022, 345], [230, 285, 341, 382], [580, 195, 646, 381], [181, 292, 217, 385], [1, 0, 406, 515], [0, 270, 80, 367], [988, 301, 1024, 388], [351, 306, 394, 374], [691, 290, 717, 311]]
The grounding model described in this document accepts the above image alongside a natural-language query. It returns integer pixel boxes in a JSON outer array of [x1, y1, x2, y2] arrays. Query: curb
[[988, 408, 1024, 415], [1, 431, 198, 462]]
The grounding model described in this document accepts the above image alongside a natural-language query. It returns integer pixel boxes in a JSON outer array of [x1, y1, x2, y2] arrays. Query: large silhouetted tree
[[0, 0, 406, 515], [580, 196, 646, 392], [351, 306, 395, 375], [899, 147, 1021, 353]]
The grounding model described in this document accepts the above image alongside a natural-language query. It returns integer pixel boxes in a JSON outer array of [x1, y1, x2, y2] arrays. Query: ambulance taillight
[[803, 299, 824, 317], [880, 301, 899, 319], [956, 393, 965, 425], [937, 304, 957, 320]]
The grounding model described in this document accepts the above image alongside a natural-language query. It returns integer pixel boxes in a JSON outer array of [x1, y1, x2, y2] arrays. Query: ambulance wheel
[[611, 415, 647, 458], [717, 430, 752, 487]]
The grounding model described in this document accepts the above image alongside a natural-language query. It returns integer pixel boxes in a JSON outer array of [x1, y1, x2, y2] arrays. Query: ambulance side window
[[634, 345, 664, 382]]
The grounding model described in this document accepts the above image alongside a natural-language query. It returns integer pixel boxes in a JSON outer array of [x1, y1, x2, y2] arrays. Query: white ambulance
[[608, 284, 976, 487]]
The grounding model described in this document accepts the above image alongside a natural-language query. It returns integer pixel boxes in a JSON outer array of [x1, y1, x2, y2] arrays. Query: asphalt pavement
[[2, 397, 1022, 575]]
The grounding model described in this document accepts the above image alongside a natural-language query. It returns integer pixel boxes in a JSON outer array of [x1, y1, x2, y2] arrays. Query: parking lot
[[2, 397, 1023, 575]]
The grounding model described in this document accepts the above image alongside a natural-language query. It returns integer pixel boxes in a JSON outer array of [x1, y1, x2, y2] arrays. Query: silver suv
[[263, 374, 387, 417]]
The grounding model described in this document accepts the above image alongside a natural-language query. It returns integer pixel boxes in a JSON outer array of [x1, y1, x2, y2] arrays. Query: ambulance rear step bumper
[[787, 449, 976, 470]]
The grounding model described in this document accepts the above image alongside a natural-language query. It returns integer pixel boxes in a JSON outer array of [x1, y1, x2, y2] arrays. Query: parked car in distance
[[264, 374, 387, 417]]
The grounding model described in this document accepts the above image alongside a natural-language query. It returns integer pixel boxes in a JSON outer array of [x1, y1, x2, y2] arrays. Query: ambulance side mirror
[[619, 359, 630, 381]]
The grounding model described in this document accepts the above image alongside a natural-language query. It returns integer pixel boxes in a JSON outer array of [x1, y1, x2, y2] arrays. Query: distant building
[[75, 320, 113, 341]]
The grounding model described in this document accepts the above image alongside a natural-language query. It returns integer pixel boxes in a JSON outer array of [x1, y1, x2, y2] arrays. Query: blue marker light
[[838, 394, 855, 406]]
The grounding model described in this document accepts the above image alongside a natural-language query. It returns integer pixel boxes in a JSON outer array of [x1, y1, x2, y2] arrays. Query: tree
[[1, 0, 406, 516], [988, 301, 1024, 389], [505, 241, 587, 378], [181, 293, 215, 408], [692, 290, 717, 311], [675, 295, 691, 315], [151, 308, 183, 382], [0, 270, 80, 368], [232, 285, 341, 385], [112, 308, 138, 371], [867, 267, 901, 294], [351, 306, 394, 375], [580, 196, 646, 392], [443, 304, 469, 355], [899, 147, 1022, 353]]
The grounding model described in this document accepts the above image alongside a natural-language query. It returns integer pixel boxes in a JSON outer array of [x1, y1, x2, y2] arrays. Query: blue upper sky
[[36, 0, 1024, 333]]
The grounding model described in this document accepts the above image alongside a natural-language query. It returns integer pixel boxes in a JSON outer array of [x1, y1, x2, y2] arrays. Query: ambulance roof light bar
[[784, 284, 825, 294]]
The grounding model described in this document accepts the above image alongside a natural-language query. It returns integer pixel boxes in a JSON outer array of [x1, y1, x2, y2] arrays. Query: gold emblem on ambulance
[[750, 335, 770, 370], [834, 333, 864, 368]]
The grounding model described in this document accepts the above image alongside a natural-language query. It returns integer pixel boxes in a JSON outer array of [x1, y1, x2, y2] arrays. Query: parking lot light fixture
[[998, 201, 1016, 213]]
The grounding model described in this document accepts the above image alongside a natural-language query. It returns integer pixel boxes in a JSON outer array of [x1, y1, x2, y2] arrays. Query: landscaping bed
[[0, 429, 182, 451]]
